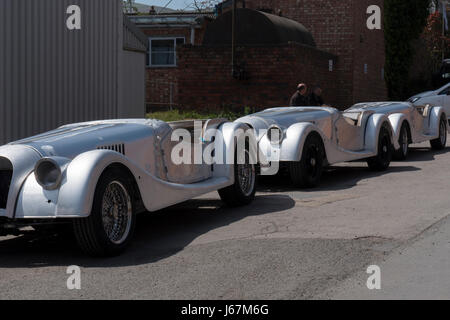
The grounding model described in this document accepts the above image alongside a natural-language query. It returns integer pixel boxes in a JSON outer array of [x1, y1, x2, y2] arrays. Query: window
[[148, 37, 185, 67]]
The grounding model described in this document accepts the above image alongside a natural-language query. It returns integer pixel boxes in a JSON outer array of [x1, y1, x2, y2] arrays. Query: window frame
[[148, 37, 185, 68]]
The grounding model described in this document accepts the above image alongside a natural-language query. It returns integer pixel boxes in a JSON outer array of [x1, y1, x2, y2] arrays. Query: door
[[334, 113, 365, 151]]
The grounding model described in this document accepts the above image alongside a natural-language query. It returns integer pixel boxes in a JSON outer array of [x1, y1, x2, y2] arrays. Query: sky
[[138, 0, 191, 10]]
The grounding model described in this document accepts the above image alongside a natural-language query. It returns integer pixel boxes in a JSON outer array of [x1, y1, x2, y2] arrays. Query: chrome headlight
[[35, 158, 62, 190], [267, 125, 284, 145]]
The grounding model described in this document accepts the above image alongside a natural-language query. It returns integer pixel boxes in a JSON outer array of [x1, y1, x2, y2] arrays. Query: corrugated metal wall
[[0, 0, 122, 144]]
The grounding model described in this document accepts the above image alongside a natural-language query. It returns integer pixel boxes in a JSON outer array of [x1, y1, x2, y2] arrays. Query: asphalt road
[[1, 139, 449, 300]]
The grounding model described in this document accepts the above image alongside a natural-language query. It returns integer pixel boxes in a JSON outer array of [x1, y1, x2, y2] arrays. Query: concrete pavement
[[0, 140, 449, 299]]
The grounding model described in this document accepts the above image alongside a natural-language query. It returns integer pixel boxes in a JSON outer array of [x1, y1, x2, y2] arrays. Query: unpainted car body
[[347, 101, 448, 158], [236, 106, 395, 187], [408, 83, 450, 123], [0, 118, 256, 255]]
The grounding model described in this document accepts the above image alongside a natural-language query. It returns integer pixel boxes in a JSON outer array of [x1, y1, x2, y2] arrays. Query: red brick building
[[134, 0, 388, 111]]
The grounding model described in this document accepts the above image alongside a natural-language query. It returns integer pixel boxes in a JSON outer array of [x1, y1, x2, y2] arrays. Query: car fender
[[213, 122, 256, 180], [259, 122, 327, 162], [15, 150, 148, 218], [429, 106, 447, 136], [388, 113, 409, 150], [365, 113, 395, 153]]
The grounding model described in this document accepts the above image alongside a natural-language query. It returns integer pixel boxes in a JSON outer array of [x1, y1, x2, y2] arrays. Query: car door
[[334, 112, 365, 151], [160, 121, 213, 184]]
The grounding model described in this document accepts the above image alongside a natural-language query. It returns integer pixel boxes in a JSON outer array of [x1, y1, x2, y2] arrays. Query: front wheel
[[219, 149, 256, 207], [393, 123, 410, 160], [430, 116, 447, 150], [367, 126, 392, 171], [289, 133, 324, 188], [73, 168, 136, 257]]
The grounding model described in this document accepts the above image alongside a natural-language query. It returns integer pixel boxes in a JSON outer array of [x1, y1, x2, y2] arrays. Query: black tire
[[73, 168, 136, 257], [367, 125, 392, 171], [393, 122, 410, 160], [289, 133, 324, 188], [219, 149, 256, 207], [430, 116, 447, 150]]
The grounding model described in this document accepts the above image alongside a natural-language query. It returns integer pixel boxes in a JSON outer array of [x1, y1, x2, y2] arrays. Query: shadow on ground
[[0, 146, 446, 268], [0, 195, 295, 268], [258, 146, 447, 193]]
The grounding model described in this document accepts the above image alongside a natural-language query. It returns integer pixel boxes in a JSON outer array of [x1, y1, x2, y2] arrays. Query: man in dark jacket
[[309, 85, 325, 106], [289, 83, 309, 106]]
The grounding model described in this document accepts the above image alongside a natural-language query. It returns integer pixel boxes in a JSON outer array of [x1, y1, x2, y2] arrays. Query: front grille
[[0, 170, 13, 209]]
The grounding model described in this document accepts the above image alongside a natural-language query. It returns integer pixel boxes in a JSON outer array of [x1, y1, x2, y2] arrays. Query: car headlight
[[267, 125, 284, 145], [35, 158, 62, 190], [409, 97, 421, 103]]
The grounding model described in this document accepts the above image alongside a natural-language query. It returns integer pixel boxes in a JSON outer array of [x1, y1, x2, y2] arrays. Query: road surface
[[0, 140, 449, 299]]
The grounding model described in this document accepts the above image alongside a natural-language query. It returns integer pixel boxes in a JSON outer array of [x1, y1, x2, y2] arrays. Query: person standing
[[309, 85, 325, 106], [289, 83, 309, 106]]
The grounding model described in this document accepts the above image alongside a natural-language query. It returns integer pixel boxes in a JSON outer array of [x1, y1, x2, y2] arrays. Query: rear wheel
[[73, 168, 136, 257], [219, 149, 256, 207], [394, 123, 410, 160], [289, 133, 324, 188], [430, 116, 447, 150], [367, 126, 392, 171]]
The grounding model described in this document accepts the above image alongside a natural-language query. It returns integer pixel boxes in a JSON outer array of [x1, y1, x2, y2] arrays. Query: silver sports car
[[347, 102, 448, 159], [237, 106, 396, 187], [0, 118, 256, 256]]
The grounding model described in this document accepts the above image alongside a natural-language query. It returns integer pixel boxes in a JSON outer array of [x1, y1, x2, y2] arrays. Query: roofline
[[126, 11, 215, 17]]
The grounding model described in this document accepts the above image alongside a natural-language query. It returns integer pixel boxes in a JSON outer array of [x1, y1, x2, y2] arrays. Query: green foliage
[[384, 0, 430, 100], [146, 107, 255, 122]]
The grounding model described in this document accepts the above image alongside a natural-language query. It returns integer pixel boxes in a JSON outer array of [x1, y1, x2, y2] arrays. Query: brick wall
[[141, 26, 208, 111], [177, 43, 339, 110], [351, 0, 387, 103], [143, 0, 388, 112], [146, 67, 178, 111], [244, 0, 387, 104]]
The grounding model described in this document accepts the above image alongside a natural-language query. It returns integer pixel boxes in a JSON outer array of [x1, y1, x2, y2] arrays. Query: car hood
[[236, 107, 338, 138], [409, 91, 435, 100], [9, 119, 168, 159], [346, 102, 413, 114]]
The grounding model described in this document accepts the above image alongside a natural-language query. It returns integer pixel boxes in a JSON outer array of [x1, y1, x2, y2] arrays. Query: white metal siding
[[0, 0, 123, 144]]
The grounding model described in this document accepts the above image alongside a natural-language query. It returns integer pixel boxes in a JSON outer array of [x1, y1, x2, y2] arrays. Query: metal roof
[[203, 8, 316, 47], [123, 15, 148, 52], [128, 13, 214, 28]]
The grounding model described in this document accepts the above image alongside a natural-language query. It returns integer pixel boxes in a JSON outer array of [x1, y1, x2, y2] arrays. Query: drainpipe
[[190, 26, 195, 45]]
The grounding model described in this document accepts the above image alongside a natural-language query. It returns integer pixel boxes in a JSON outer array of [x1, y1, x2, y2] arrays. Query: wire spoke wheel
[[101, 181, 132, 245], [218, 143, 257, 207], [237, 150, 256, 197]]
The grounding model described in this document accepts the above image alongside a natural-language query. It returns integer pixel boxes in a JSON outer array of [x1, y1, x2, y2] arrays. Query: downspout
[[190, 26, 195, 45]]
